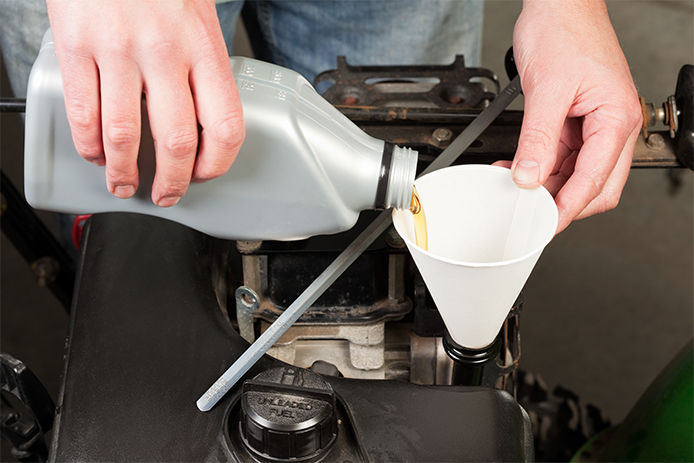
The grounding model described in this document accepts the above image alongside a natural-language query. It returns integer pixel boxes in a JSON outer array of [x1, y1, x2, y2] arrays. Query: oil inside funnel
[[393, 165, 557, 349]]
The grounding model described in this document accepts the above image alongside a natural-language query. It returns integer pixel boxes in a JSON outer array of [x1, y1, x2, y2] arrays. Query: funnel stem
[[443, 333, 501, 387]]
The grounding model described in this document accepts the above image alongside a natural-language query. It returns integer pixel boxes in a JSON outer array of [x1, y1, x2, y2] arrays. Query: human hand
[[497, 0, 642, 233], [46, 0, 245, 206]]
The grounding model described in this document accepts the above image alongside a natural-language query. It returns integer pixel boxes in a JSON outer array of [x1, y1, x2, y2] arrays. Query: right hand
[[498, 0, 641, 233], [46, 0, 245, 207]]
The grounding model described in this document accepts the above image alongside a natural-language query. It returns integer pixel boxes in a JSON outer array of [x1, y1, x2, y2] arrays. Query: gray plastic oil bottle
[[24, 31, 417, 240]]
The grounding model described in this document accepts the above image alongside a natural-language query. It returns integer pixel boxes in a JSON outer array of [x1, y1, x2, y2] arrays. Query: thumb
[[512, 87, 570, 188]]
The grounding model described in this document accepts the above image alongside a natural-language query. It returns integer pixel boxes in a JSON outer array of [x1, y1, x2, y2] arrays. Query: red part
[[72, 214, 92, 250]]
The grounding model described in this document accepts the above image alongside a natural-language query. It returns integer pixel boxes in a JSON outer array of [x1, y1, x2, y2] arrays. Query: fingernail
[[513, 160, 539, 186], [113, 185, 136, 198], [156, 195, 180, 207]]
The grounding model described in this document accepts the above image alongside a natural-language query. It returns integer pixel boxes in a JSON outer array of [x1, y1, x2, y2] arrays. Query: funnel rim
[[392, 164, 558, 268]]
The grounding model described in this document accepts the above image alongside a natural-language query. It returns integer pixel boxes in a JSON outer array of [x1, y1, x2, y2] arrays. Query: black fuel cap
[[240, 366, 337, 460]]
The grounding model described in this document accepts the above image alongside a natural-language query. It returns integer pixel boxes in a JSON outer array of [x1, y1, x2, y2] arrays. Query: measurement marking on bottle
[[238, 79, 256, 92], [272, 70, 283, 82], [276, 90, 287, 101], [242, 63, 256, 76]]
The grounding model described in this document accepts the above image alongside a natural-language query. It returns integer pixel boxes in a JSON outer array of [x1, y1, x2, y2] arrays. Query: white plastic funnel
[[393, 165, 558, 349]]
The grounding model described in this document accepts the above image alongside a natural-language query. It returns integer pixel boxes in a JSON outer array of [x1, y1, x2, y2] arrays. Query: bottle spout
[[378, 144, 418, 210]]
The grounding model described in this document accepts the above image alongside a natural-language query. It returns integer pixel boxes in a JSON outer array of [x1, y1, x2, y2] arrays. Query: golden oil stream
[[410, 186, 428, 251]]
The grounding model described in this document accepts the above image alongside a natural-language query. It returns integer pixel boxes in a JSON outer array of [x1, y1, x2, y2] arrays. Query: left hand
[[497, 0, 642, 233]]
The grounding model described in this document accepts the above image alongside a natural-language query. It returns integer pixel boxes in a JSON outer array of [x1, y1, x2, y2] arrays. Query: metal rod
[[2, 95, 681, 167], [196, 75, 523, 412], [0, 98, 26, 113], [338, 107, 525, 124]]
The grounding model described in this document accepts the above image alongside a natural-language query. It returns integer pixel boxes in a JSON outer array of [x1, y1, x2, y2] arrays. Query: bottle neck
[[374, 142, 418, 210]]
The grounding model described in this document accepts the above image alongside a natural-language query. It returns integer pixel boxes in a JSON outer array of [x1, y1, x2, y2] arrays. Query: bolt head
[[647, 133, 666, 149], [432, 128, 453, 143]]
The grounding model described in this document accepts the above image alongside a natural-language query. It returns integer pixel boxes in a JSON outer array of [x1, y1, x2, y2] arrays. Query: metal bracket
[[235, 286, 259, 343]]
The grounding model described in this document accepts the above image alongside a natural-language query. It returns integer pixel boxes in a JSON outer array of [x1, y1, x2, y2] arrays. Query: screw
[[241, 292, 256, 307], [432, 128, 452, 144], [236, 286, 260, 311], [31, 256, 59, 287], [646, 133, 666, 150]]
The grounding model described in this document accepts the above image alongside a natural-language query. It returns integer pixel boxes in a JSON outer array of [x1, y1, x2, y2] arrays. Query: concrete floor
[[1, 0, 693, 460]]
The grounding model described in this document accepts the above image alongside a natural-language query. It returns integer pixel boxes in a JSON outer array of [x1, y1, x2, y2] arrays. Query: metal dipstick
[[196, 75, 522, 412]]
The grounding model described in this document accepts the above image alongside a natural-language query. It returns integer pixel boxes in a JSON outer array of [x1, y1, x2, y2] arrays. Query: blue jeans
[[1, 0, 483, 96], [221, 0, 482, 82]]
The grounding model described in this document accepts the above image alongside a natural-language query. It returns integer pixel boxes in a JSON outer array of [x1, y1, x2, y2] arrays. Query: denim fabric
[[0, 0, 50, 98], [216, 0, 246, 56], [241, 0, 483, 82], [1, 0, 483, 96]]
